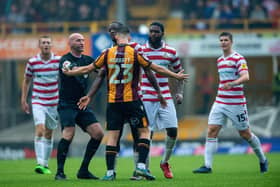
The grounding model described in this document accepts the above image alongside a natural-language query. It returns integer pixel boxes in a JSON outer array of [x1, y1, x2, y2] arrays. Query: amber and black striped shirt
[[94, 44, 151, 103]]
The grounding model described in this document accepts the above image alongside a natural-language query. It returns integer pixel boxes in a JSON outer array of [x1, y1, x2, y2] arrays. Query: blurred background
[[0, 0, 279, 159]]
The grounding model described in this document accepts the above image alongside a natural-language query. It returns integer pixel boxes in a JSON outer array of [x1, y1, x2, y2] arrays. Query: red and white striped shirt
[[141, 41, 182, 102], [25, 53, 60, 107], [215, 52, 248, 105]]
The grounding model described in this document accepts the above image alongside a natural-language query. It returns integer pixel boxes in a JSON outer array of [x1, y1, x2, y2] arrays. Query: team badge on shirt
[[241, 63, 247, 69], [163, 53, 172, 58]]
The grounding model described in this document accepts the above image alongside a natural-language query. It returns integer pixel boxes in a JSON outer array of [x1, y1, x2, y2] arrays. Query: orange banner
[[0, 35, 91, 60]]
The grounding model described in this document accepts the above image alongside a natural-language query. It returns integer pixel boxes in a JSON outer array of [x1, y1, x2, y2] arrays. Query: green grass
[[0, 153, 279, 187]]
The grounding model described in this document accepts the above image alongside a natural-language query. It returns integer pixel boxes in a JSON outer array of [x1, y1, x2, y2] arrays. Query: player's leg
[[102, 130, 120, 180], [135, 127, 155, 180], [193, 103, 225, 173], [130, 100, 155, 180], [231, 104, 268, 173], [41, 107, 58, 174], [102, 103, 122, 180], [55, 105, 76, 180], [130, 122, 139, 168], [32, 105, 46, 174], [160, 127, 177, 179], [158, 100, 178, 178], [55, 126, 74, 180], [193, 125, 221, 174], [76, 109, 103, 179], [41, 128, 53, 174], [239, 128, 268, 173], [141, 101, 158, 170], [129, 122, 144, 180]]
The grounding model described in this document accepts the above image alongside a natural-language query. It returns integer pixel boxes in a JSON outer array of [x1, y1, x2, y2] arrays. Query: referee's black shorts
[[58, 101, 98, 132]]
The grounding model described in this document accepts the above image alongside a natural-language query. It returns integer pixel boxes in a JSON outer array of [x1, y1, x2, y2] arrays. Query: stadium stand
[[0, 0, 279, 153], [1, 0, 280, 35]]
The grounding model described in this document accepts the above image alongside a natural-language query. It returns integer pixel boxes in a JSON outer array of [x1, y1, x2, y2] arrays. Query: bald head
[[69, 33, 84, 43], [68, 33, 85, 55]]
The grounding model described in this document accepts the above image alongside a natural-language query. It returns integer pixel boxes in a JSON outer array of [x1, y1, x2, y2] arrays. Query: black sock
[[105, 146, 118, 170], [137, 139, 150, 164], [56, 138, 71, 173], [80, 138, 101, 171]]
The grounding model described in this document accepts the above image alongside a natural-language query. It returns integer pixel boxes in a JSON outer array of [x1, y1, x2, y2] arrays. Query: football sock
[[80, 138, 101, 171], [247, 133, 266, 163], [34, 136, 44, 165], [105, 146, 118, 170], [56, 138, 71, 173], [42, 137, 53, 167], [162, 136, 176, 163], [133, 151, 139, 169], [137, 139, 150, 164], [137, 162, 146, 170], [106, 170, 115, 176], [204, 137, 218, 168]]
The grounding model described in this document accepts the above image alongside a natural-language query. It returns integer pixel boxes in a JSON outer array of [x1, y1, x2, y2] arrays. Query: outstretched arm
[[63, 63, 95, 76], [143, 68, 167, 107], [150, 63, 189, 81], [77, 69, 106, 110]]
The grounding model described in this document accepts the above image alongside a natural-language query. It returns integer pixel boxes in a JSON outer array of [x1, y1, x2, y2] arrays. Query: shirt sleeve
[[137, 53, 151, 68], [170, 51, 182, 73], [24, 60, 33, 78], [236, 56, 248, 74], [94, 50, 107, 69]]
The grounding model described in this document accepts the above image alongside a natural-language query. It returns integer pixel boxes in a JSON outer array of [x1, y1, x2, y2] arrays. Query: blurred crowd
[[170, 0, 280, 29], [0, 0, 110, 24], [0, 0, 280, 29], [171, 0, 280, 20]]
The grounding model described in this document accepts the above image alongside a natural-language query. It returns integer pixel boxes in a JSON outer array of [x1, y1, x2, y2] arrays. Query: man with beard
[[21, 35, 60, 174], [55, 33, 104, 180], [140, 22, 184, 179]]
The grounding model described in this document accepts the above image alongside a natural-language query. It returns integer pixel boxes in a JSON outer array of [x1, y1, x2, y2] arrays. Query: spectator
[[250, 4, 267, 20], [271, 2, 280, 27]]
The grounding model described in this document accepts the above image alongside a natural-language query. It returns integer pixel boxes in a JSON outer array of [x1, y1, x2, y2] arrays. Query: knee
[[239, 129, 251, 140], [138, 127, 150, 139], [35, 124, 44, 137], [62, 127, 75, 141], [207, 126, 220, 138], [96, 131, 104, 140], [166, 128, 177, 138]]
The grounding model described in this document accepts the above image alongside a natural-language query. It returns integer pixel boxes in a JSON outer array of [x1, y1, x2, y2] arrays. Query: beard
[[148, 37, 162, 47]]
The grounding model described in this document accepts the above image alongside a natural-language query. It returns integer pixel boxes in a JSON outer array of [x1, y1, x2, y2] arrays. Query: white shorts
[[143, 99, 178, 131], [208, 102, 249, 130], [32, 104, 58, 130]]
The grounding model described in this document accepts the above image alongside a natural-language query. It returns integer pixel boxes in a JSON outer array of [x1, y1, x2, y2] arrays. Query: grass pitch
[[0, 153, 279, 187]]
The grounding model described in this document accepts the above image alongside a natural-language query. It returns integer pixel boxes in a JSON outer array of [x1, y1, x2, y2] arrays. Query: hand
[[77, 96, 91, 110], [222, 82, 235, 90], [21, 101, 30, 114], [175, 93, 183, 104], [158, 94, 167, 108], [176, 69, 189, 81]]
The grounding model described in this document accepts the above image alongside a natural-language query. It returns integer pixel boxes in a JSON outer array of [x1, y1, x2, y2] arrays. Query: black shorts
[[106, 100, 149, 130], [58, 102, 98, 132]]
